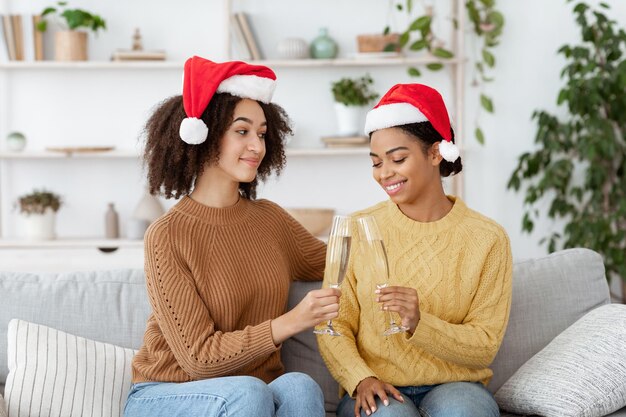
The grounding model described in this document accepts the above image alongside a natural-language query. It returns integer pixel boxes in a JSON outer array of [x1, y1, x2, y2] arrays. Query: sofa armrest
[[0, 393, 7, 417]]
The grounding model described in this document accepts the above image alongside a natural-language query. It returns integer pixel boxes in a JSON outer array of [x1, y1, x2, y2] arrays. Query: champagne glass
[[357, 216, 409, 336], [314, 215, 352, 336]]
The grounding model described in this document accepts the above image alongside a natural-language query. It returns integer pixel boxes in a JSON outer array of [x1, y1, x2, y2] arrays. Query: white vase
[[334, 103, 366, 136], [132, 188, 165, 223], [276, 38, 309, 59], [20, 208, 56, 240]]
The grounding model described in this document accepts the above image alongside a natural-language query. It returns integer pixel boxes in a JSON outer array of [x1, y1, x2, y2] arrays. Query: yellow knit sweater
[[132, 196, 326, 384], [317, 196, 512, 397]]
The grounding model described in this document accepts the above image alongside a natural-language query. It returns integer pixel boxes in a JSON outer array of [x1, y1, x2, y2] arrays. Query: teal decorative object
[[310, 28, 338, 59]]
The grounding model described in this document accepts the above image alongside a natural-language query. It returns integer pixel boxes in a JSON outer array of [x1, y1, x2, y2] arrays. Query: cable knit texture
[[317, 196, 512, 397], [132, 196, 325, 384]]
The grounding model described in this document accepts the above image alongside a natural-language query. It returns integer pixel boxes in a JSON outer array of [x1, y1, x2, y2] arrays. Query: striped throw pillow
[[5, 319, 137, 417]]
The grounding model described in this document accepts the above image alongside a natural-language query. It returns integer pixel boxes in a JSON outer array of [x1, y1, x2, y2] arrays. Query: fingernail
[[374, 289, 380, 294], [372, 407, 377, 412], [366, 410, 371, 416], [384, 306, 388, 311], [375, 297, 380, 302], [384, 400, 389, 406]]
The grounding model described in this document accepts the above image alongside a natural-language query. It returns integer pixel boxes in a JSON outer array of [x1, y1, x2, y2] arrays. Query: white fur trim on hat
[[179, 117, 209, 145], [439, 140, 460, 162], [364, 102, 428, 136], [217, 74, 276, 104]]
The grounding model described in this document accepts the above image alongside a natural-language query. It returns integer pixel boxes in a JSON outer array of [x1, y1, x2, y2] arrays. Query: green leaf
[[36, 20, 48, 32], [409, 39, 428, 51], [480, 94, 494, 113], [482, 49, 495, 67], [383, 43, 399, 52], [426, 63, 444, 71], [383, 26, 390, 36], [41, 7, 57, 16], [408, 67, 421, 77], [410, 16, 432, 32], [475, 127, 485, 145], [399, 32, 410, 48], [433, 47, 454, 59]]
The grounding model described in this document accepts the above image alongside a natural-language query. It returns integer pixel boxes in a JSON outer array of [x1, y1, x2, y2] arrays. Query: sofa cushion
[[5, 319, 136, 417], [494, 304, 626, 417], [0, 270, 150, 389], [488, 248, 610, 393]]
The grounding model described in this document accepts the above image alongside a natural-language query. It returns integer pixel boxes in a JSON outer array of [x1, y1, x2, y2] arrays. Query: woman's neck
[[398, 190, 453, 223], [190, 168, 241, 208]]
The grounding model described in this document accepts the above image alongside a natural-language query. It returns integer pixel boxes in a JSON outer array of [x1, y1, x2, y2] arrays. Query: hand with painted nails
[[354, 377, 404, 416], [375, 285, 420, 334]]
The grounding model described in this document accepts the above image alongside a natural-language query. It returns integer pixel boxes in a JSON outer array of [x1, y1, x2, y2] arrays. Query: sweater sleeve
[[317, 262, 378, 397], [143, 220, 278, 380], [407, 230, 513, 369]]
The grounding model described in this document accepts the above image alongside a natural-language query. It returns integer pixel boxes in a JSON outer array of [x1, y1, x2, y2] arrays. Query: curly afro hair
[[143, 93, 292, 200]]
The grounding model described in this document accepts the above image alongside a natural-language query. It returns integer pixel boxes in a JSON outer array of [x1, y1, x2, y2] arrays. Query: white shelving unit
[[0, 0, 465, 250]]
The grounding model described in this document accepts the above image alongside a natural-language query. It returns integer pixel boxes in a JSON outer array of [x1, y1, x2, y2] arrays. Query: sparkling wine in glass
[[314, 215, 352, 336], [357, 216, 409, 336]]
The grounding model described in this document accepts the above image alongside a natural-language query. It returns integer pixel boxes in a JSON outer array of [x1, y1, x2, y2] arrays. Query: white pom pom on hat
[[364, 83, 460, 163], [179, 56, 278, 145]]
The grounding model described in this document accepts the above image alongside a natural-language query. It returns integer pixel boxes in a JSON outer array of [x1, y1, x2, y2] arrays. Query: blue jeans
[[336, 381, 499, 417], [124, 372, 325, 417]]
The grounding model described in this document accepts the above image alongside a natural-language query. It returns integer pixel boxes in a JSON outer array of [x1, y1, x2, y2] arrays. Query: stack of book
[[111, 49, 166, 62], [1, 14, 44, 61], [230, 12, 263, 61]]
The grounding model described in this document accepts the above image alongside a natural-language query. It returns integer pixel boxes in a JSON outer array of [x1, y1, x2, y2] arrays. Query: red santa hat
[[364, 83, 459, 162], [179, 56, 277, 145]]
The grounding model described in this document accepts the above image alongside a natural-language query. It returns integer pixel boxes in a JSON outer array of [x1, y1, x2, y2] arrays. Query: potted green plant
[[507, 1, 626, 299], [331, 74, 379, 136], [16, 189, 62, 240], [36, 1, 106, 61]]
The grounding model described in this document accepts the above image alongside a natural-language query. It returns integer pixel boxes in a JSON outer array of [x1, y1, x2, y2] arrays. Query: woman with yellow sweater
[[125, 56, 339, 417], [317, 83, 512, 417]]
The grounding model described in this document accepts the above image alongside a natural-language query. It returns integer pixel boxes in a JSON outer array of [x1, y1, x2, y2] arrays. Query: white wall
[[0, 0, 625, 271]]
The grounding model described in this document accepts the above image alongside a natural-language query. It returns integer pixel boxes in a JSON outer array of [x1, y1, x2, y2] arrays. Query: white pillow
[[495, 304, 626, 417], [4, 319, 137, 417]]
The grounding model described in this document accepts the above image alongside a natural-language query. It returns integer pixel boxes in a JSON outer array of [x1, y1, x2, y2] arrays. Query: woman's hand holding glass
[[357, 216, 411, 336], [375, 285, 420, 334], [314, 215, 352, 336]]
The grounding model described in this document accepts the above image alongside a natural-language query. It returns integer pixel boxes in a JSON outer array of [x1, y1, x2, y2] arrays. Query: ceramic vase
[[277, 38, 309, 59], [21, 208, 56, 240], [334, 103, 366, 136], [310, 28, 338, 59], [6, 132, 26, 152], [132, 188, 165, 223]]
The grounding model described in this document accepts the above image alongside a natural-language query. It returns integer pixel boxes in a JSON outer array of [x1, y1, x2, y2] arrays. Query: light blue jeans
[[124, 372, 325, 417], [336, 381, 499, 417]]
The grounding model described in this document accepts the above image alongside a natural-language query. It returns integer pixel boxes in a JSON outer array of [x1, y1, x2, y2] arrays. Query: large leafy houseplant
[[508, 1, 626, 286]]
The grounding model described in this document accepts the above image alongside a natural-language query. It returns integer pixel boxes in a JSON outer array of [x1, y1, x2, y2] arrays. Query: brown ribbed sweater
[[131, 196, 326, 384]]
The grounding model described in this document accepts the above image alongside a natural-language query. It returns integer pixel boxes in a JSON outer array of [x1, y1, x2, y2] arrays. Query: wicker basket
[[356, 33, 400, 53]]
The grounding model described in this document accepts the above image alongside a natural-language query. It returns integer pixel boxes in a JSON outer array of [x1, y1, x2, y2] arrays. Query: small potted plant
[[36, 1, 107, 61], [331, 75, 379, 136], [16, 189, 62, 240]]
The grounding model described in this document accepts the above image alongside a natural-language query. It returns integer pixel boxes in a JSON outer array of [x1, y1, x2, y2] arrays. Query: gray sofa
[[0, 248, 624, 416]]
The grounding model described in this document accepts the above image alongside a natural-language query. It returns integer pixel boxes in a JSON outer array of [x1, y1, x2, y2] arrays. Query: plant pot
[[334, 103, 367, 136], [356, 33, 400, 53], [55, 31, 88, 61], [20, 208, 56, 240]]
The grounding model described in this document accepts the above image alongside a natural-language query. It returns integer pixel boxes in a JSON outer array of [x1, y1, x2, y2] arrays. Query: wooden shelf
[[0, 148, 368, 159], [0, 238, 143, 249], [0, 56, 460, 70], [0, 150, 140, 159]]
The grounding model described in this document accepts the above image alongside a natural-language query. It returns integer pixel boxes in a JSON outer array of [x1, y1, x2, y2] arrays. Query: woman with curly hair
[[125, 56, 338, 417]]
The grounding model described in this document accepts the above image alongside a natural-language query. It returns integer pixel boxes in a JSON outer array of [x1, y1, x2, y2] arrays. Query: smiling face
[[369, 127, 443, 207], [209, 98, 267, 184]]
